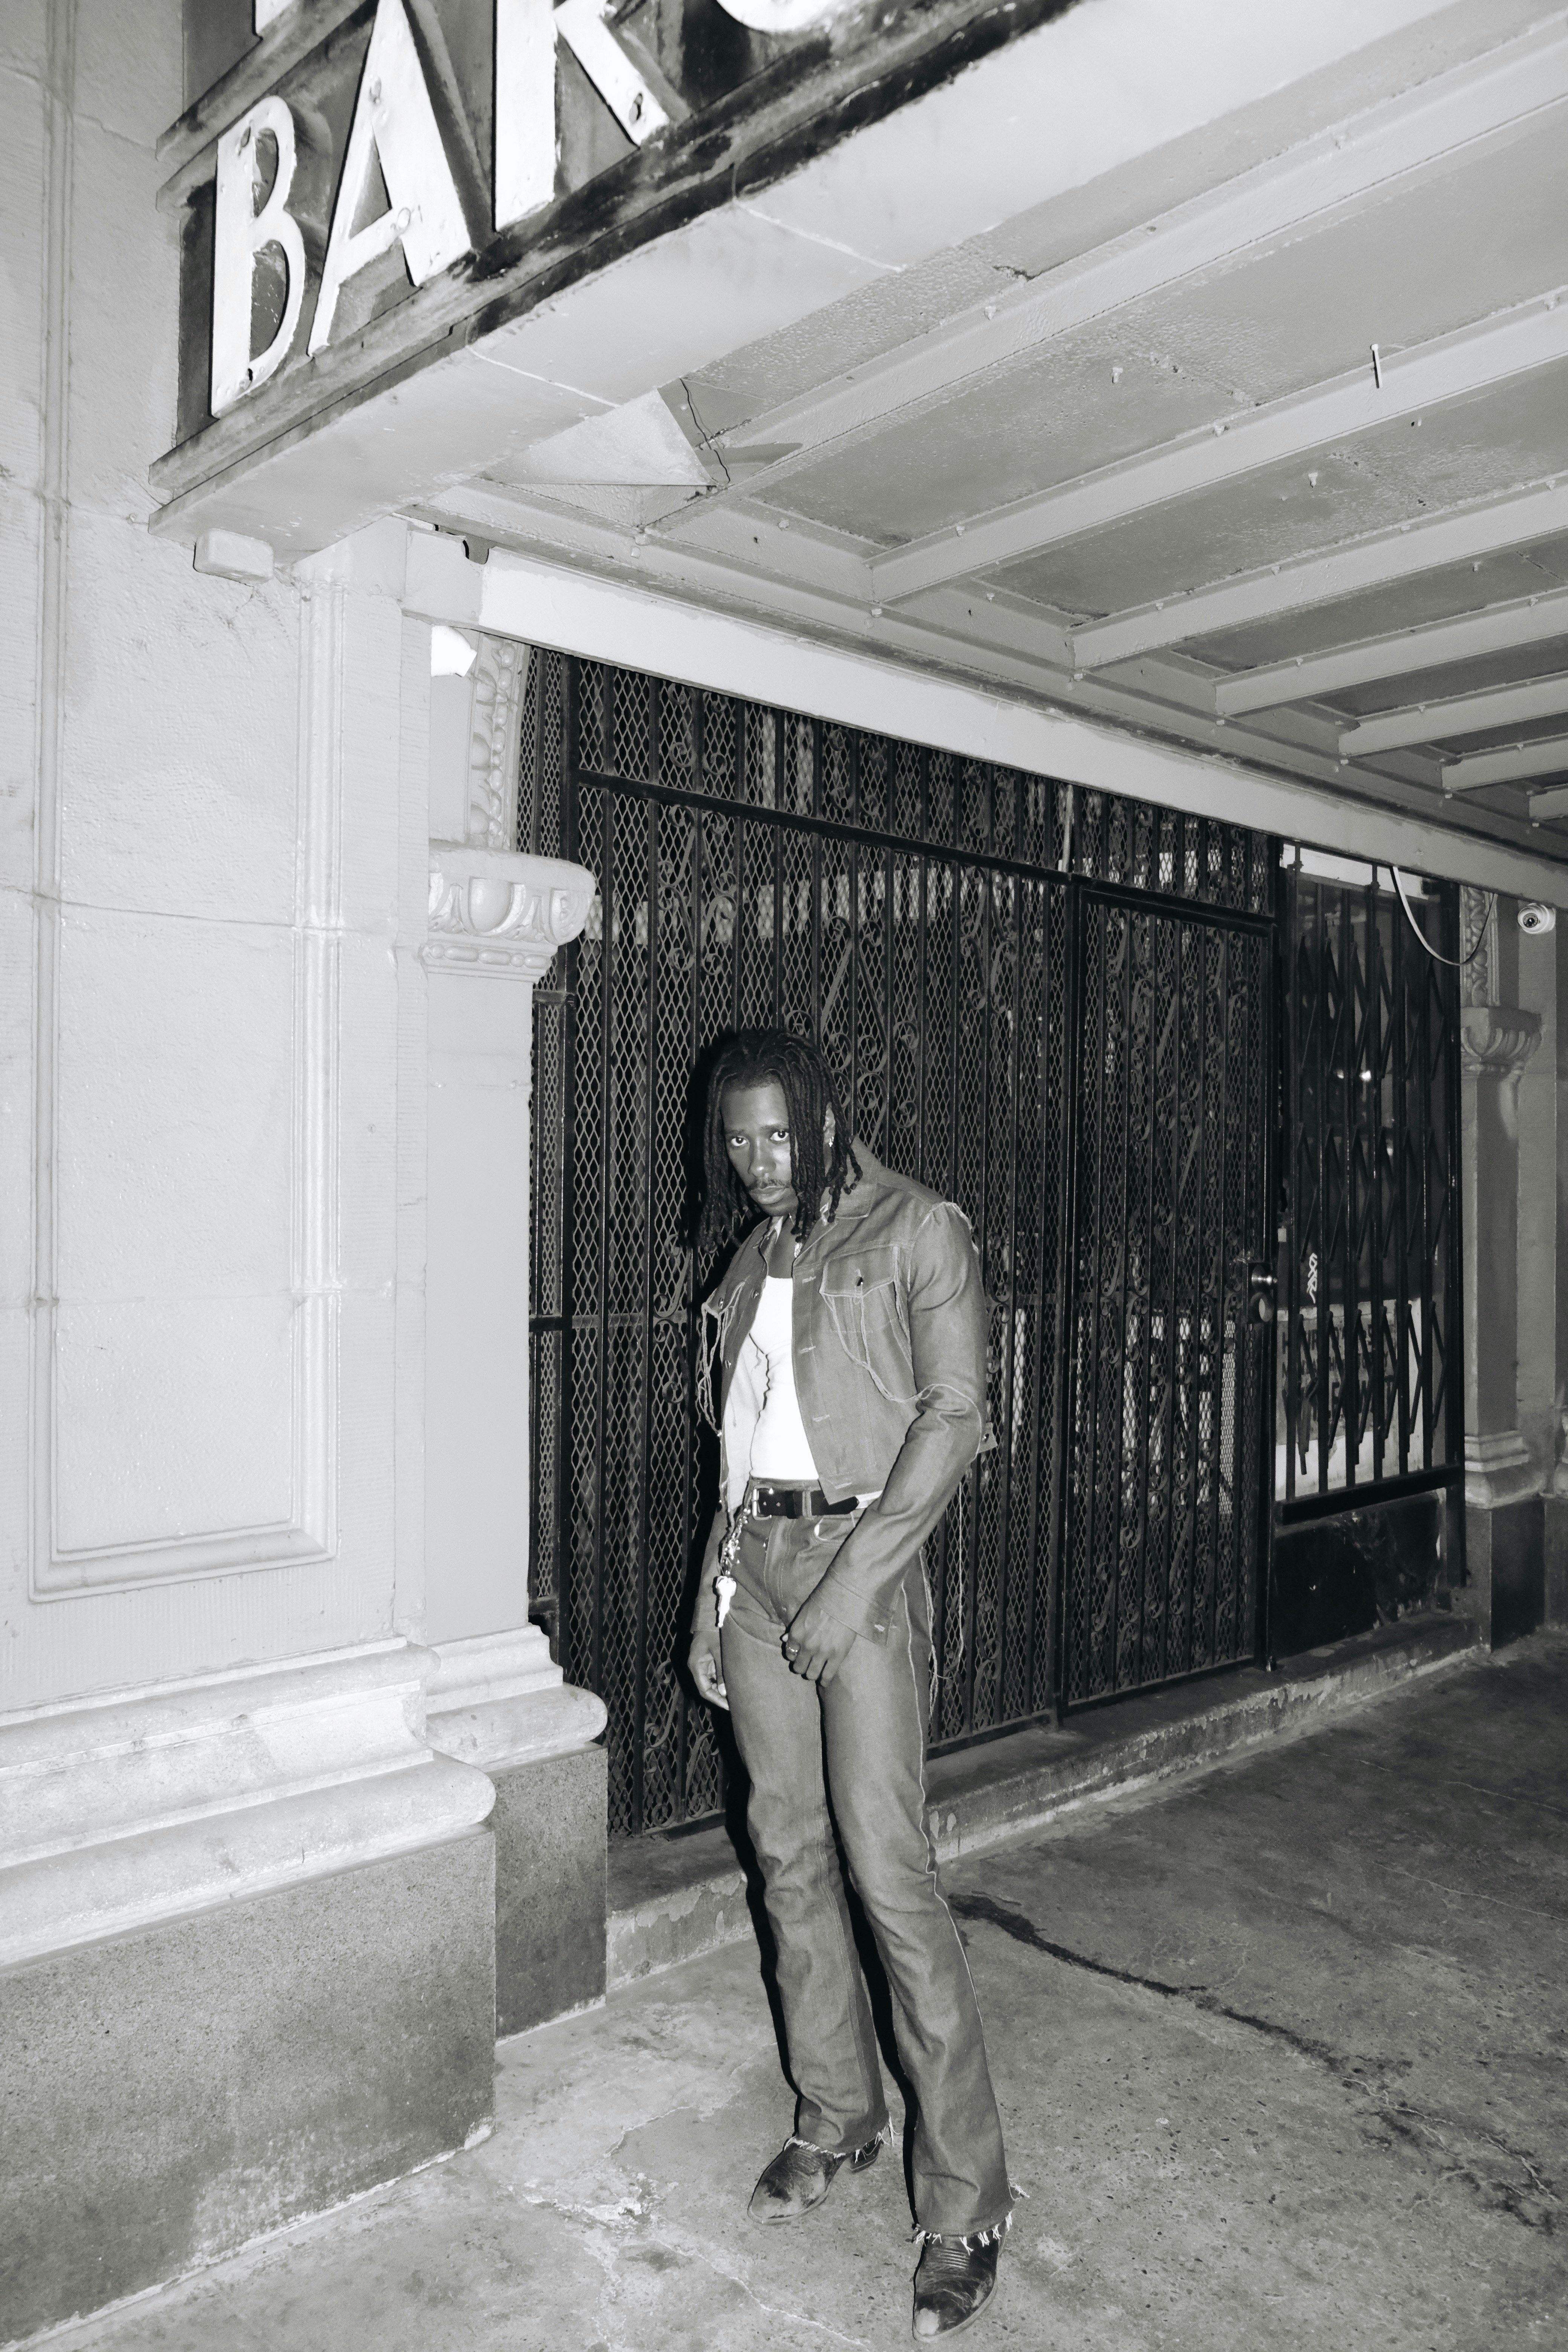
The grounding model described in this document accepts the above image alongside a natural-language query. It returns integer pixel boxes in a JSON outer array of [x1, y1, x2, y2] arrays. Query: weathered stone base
[[1544, 1495, 1568, 1628], [493, 1744, 607, 2037], [1464, 1494, 1546, 1647], [0, 1827, 495, 2346]]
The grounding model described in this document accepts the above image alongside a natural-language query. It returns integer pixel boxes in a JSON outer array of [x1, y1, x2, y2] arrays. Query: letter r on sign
[[495, 0, 680, 230]]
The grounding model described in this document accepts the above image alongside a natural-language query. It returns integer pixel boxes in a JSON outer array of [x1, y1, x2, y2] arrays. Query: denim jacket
[[695, 1142, 992, 1645]]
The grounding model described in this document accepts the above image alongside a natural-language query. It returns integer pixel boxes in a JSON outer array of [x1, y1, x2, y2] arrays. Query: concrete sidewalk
[[39, 1635, 1566, 2352]]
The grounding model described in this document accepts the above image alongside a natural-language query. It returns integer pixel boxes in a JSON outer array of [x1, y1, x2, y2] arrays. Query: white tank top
[[745, 1277, 819, 1482]]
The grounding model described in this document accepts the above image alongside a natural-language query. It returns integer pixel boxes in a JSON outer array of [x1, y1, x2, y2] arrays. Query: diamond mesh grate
[[1063, 897, 1272, 1706], [525, 652, 1276, 1826]]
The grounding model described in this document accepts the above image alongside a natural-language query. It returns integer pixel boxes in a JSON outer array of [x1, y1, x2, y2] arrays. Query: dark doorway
[[1061, 884, 1276, 1707]]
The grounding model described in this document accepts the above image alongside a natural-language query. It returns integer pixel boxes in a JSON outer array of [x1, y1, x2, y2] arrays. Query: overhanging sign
[[213, 0, 864, 414], [155, 0, 1067, 524], [164, 0, 885, 445]]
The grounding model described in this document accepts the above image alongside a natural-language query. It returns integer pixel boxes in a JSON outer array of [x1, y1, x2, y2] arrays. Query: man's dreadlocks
[[700, 1029, 862, 1249]]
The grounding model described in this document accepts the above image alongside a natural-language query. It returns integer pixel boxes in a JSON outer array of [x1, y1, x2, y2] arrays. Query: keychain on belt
[[715, 1510, 742, 1628]]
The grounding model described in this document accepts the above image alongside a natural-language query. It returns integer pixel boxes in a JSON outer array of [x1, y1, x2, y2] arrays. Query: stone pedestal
[[420, 831, 605, 2033], [1545, 1413, 1568, 1627], [426, 1627, 609, 2035], [0, 1645, 497, 2343]]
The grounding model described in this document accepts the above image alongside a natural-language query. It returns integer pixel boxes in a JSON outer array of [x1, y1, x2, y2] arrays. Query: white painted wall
[[0, 2, 425, 1710]]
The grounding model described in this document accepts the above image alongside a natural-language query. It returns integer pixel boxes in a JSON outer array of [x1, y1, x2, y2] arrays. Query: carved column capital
[[1458, 1003, 1542, 1076], [466, 636, 529, 850], [1457, 885, 1497, 1008], [422, 847, 596, 984]]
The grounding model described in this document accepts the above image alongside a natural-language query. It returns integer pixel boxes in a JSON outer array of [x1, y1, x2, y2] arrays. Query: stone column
[[1459, 888, 1544, 1642], [420, 832, 607, 2034], [2, 504, 501, 2339], [1544, 922, 1568, 1623]]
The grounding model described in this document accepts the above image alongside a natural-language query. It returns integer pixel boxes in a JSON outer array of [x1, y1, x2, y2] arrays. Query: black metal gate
[[1062, 886, 1275, 1706], [1270, 863, 1464, 1651], [523, 647, 1274, 1833], [1278, 865, 1462, 1502]]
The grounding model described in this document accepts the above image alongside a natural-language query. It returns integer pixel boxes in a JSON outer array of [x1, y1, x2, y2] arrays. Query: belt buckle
[[750, 1484, 803, 1520]]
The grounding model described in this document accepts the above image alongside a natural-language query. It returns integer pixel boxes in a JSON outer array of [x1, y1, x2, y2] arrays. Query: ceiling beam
[[1442, 735, 1568, 792], [402, 532, 1568, 904], [1342, 674, 1568, 758], [414, 476, 1568, 874], [1070, 480, 1568, 671], [871, 297, 1568, 605], [683, 20, 1568, 507], [1530, 783, 1568, 821], [1214, 588, 1568, 715]]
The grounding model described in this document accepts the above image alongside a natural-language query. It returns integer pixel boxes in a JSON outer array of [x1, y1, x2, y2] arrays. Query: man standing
[[688, 1028, 1011, 2342]]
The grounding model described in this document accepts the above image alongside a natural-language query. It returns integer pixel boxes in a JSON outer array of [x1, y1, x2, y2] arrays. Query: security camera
[[1518, 902, 1556, 935]]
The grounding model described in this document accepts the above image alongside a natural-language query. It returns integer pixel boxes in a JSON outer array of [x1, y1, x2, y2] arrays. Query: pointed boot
[[911, 2233, 1000, 2339], [747, 2133, 882, 2223]]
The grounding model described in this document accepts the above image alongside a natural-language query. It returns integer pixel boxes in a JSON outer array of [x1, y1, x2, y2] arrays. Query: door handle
[[1245, 1264, 1278, 1324]]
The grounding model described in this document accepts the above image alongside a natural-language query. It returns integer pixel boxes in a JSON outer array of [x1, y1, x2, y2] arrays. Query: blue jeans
[[721, 1509, 1010, 2240]]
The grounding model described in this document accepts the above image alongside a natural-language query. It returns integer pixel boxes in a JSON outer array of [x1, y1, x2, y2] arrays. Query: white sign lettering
[[308, 0, 472, 355], [211, 0, 853, 407], [494, 0, 557, 225], [495, 0, 675, 231], [555, 0, 671, 144], [211, 96, 308, 415]]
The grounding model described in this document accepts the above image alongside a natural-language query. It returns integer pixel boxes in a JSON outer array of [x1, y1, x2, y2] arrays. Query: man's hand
[[688, 1628, 729, 1711], [783, 1588, 858, 1685]]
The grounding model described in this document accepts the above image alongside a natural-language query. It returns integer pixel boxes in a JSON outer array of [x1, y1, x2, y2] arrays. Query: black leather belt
[[747, 1483, 859, 1520]]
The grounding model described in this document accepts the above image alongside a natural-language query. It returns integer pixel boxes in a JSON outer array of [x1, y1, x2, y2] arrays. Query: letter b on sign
[[211, 95, 308, 415]]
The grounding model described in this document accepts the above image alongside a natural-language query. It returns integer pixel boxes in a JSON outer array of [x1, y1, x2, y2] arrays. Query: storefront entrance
[[522, 648, 1279, 1834], [1062, 885, 1276, 1708]]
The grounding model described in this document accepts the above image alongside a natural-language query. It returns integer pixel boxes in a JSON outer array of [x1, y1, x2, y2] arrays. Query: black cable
[[1384, 864, 1490, 970]]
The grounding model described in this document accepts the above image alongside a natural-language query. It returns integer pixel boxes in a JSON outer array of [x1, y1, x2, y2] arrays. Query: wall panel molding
[[30, 584, 345, 1598]]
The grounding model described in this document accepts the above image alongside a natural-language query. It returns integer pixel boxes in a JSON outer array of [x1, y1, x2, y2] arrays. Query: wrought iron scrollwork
[[524, 646, 1274, 1832]]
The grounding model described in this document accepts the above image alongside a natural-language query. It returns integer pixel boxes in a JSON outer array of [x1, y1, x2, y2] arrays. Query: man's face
[[721, 1081, 798, 1219]]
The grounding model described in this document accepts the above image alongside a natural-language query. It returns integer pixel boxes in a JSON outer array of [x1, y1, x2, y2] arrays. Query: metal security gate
[[1269, 863, 1464, 1652], [1062, 886, 1275, 1706], [1279, 865, 1461, 1502], [524, 647, 1274, 1833]]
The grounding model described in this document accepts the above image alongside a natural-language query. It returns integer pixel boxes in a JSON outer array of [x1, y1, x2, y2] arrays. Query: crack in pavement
[[655, 2226, 875, 2349], [949, 1891, 1560, 2232], [515, 2176, 873, 2347]]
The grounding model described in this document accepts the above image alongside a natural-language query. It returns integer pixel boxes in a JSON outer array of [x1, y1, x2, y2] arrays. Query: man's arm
[[805, 1202, 989, 1649]]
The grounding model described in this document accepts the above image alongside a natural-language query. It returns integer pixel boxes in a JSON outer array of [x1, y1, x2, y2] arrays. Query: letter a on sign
[[211, 96, 308, 414], [308, 0, 471, 355]]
